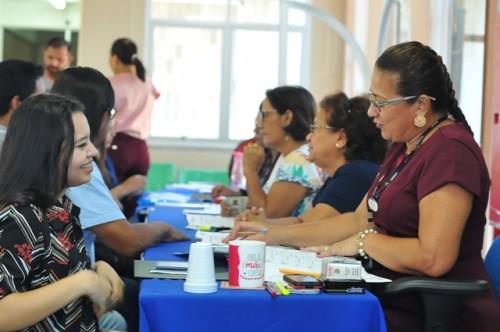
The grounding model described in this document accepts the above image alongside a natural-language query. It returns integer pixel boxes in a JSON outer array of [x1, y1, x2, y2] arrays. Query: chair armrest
[[383, 277, 489, 332], [384, 276, 489, 296]]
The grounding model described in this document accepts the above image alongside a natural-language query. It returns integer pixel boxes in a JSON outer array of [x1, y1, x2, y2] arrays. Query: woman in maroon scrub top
[[226, 41, 500, 331], [323, 41, 499, 332]]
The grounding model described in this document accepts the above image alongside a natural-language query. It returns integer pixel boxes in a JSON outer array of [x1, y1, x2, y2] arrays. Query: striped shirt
[[0, 197, 97, 331]]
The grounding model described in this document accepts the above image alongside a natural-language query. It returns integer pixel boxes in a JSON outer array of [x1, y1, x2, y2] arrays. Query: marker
[[275, 281, 290, 296], [198, 225, 232, 232], [264, 282, 279, 298]]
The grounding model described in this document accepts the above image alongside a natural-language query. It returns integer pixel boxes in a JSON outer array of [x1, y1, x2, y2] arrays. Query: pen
[[275, 281, 290, 296], [264, 282, 279, 298], [268, 281, 282, 296]]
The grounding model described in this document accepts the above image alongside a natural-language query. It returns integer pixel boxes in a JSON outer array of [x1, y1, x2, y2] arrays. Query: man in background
[[37, 36, 73, 92], [0, 59, 41, 146]]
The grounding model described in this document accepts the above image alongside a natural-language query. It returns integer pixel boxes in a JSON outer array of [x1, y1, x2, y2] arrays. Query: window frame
[[144, 0, 311, 149]]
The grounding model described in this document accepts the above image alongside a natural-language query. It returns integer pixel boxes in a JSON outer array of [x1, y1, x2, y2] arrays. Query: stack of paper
[[194, 230, 229, 245], [264, 246, 324, 281], [264, 246, 391, 283], [169, 183, 214, 192], [183, 204, 221, 215], [185, 213, 234, 230], [142, 192, 190, 204]]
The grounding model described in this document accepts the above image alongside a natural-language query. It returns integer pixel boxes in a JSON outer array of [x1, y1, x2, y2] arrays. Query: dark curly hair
[[375, 41, 472, 134], [265, 85, 316, 141], [320, 92, 386, 163]]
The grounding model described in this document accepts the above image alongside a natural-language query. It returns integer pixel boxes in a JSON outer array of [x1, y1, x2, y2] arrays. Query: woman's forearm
[[276, 212, 364, 247], [245, 172, 266, 208], [0, 271, 94, 331], [266, 216, 300, 225], [363, 234, 429, 275], [111, 183, 129, 200]]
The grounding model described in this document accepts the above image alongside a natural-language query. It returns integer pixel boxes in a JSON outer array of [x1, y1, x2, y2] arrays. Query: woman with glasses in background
[[237, 92, 386, 225], [242, 85, 322, 218], [225, 42, 499, 331], [211, 101, 280, 201]]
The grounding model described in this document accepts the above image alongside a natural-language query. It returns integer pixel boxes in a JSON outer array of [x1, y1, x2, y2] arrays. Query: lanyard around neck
[[367, 115, 448, 215]]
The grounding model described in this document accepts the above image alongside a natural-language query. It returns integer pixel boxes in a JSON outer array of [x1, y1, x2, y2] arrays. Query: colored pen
[[198, 225, 232, 232], [275, 281, 290, 296], [269, 282, 283, 296], [264, 282, 279, 298], [271, 282, 284, 296]]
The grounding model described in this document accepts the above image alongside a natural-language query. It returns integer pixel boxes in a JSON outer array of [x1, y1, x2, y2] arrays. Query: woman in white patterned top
[[243, 86, 322, 218]]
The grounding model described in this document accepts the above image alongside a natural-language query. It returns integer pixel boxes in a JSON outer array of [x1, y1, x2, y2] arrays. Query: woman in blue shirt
[[235, 92, 386, 224]]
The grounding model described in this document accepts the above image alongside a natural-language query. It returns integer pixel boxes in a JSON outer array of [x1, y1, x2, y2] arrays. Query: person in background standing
[[107, 37, 159, 218], [37, 37, 73, 93]]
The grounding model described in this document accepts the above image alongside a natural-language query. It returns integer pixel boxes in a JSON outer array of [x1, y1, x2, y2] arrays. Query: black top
[[312, 160, 379, 213], [0, 196, 98, 331]]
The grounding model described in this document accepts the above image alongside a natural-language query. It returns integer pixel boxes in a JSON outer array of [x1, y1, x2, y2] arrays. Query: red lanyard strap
[[368, 115, 448, 214]]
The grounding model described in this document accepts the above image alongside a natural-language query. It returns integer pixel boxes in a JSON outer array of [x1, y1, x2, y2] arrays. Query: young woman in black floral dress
[[0, 94, 122, 331]]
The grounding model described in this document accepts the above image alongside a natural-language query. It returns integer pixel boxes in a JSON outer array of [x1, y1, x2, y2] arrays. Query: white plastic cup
[[183, 242, 218, 293], [228, 240, 266, 288]]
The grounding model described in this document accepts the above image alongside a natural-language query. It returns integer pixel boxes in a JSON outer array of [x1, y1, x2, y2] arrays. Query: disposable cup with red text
[[228, 240, 266, 288]]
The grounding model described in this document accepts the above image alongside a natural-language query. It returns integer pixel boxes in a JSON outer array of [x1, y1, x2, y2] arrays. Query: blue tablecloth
[[139, 189, 387, 332]]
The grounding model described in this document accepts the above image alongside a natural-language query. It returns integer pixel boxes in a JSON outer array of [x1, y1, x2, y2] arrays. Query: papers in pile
[[184, 212, 234, 230], [194, 230, 228, 245], [264, 246, 391, 283]]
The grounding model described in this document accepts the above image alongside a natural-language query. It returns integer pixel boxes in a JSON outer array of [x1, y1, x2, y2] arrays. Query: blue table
[[139, 189, 387, 332]]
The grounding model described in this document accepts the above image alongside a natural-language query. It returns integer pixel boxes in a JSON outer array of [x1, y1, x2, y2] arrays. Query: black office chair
[[383, 276, 489, 332], [381, 236, 500, 332], [381, 235, 500, 332]]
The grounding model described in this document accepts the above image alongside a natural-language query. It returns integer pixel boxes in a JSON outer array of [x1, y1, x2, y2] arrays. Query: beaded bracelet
[[357, 228, 378, 259]]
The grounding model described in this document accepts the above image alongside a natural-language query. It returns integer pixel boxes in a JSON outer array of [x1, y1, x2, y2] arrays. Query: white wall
[[0, 0, 80, 61], [78, 0, 146, 76], [78, 0, 231, 171]]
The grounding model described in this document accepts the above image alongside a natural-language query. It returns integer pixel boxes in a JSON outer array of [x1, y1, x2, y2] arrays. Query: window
[[146, 0, 310, 145], [450, 0, 486, 143]]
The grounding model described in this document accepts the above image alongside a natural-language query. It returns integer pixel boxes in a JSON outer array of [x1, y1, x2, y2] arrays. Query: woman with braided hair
[[225, 41, 499, 331]]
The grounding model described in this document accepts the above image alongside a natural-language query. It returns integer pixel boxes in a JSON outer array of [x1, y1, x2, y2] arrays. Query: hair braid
[[438, 60, 473, 134]]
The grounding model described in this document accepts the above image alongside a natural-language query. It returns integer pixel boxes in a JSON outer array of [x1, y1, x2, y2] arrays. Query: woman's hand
[[235, 206, 265, 222], [162, 224, 190, 242], [223, 220, 278, 245], [80, 270, 113, 317], [301, 234, 358, 258], [92, 261, 124, 308], [211, 185, 239, 199], [123, 174, 147, 195], [243, 144, 265, 175]]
